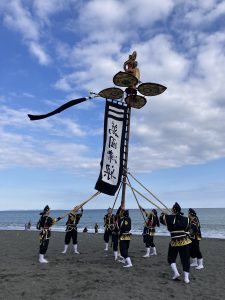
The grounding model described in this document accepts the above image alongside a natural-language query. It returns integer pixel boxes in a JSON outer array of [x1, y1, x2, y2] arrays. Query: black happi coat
[[104, 213, 114, 231], [189, 216, 202, 241], [143, 212, 159, 236], [38, 215, 59, 241], [118, 216, 131, 241], [111, 215, 120, 236], [66, 211, 82, 232], [160, 213, 191, 247]]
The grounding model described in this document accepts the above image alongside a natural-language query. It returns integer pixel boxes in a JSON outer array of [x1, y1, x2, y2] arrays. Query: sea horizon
[[1, 207, 225, 212], [0, 208, 224, 240]]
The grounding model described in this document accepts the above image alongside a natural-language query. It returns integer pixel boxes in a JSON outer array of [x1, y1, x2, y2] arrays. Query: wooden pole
[[56, 191, 101, 222], [121, 107, 131, 208]]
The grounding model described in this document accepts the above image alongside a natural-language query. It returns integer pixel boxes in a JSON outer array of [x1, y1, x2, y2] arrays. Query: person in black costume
[[94, 223, 99, 234], [160, 202, 192, 283], [141, 208, 160, 257], [103, 208, 114, 251], [188, 208, 204, 270], [117, 205, 132, 268], [61, 207, 83, 254], [37, 205, 61, 263], [111, 215, 120, 260]]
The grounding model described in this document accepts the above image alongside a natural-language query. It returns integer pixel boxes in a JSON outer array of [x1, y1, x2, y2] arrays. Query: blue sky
[[0, 0, 225, 210]]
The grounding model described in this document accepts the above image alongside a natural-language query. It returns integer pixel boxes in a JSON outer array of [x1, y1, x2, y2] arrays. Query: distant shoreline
[[1, 207, 225, 211], [0, 228, 224, 240]]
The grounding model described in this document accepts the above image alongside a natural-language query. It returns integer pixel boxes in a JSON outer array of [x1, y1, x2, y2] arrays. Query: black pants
[[167, 244, 190, 272], [190, 239, 202, 259], [145, 235, 155, 248], [104, 228, 112, 243], [120, 240, 130, 259], [39, 230, 51, 255], [65, 229, 78, 245], [112, 234, 119, 251]]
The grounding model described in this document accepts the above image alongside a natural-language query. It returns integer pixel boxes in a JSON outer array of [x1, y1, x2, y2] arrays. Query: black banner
[[95, 100, 128, 195]]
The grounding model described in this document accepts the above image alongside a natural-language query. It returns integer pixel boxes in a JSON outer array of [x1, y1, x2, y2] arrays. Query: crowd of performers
[[37, 202, 204, 283]]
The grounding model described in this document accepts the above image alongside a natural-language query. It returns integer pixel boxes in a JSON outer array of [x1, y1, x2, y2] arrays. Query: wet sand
[[0, 230, 224, 300]]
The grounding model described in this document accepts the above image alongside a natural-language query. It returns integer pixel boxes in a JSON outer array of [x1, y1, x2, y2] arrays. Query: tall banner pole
[[27, 50, 167, 208], [121, 107, 131, 208]]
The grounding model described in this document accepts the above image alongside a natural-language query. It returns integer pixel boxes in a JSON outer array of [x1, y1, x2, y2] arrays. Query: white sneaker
[[143, 248, 150, 258], [123, 257, 132, 268], [170, 263, 180, 280], [62, 244, 68, 254], [190, 258, 198, 267], [184, 271, 190, 284], [149, 247, 157, 256], [118, 258, 126, 264], [196, 258, 204, 270], [74, 244, 80, 254], [39, 254, 48, 263]]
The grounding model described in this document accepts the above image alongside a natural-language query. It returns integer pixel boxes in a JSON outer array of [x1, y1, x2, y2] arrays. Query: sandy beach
[[0, 230, 224, 300]]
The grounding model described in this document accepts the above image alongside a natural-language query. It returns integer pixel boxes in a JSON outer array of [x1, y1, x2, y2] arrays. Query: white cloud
[[3, 0, 39, 40], [1, 0, 51, 65], [0, 106, 99, 170], [29, 41, 51, 65], [22, 92, 35, 98], [77, 0, 174, 36], [183, 0, 225, 26], [1, 0, 225, 175], [33, 0, 69, 22], [125, 0, 174, 27]]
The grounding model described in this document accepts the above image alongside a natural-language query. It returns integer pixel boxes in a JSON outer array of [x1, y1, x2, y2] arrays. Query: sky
[[0, 0, 225, 210]]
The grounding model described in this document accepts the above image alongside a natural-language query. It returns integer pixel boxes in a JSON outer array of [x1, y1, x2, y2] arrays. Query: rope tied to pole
[[127, 176, 147, 225], [125, 182, 168, 213], [112, 182, 122, 210], [126, 170, 171, 213]]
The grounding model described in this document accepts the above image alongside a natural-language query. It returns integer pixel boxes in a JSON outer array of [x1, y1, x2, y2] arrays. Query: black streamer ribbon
[[28, 97, 89, 121]]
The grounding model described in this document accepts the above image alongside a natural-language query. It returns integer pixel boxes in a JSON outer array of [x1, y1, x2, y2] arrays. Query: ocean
[[0, 208, 224, 239]]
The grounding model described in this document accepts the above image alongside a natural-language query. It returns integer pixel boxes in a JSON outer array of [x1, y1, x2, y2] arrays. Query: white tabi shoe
[[74, 244, 80, 254], [62, 244, 68, 254], [143, 247, 150, 258], [184, 271, 190, 284], [118, 253, 123, 260], [170, 263, 180, 280], [39, 254, 48, 263], [104, 243, 109, 251], [123, 257, 133, 268], [149, 247, 157, 256], [196, 258, 204, 270], [114, 251, 118, 261], [190, 257, 198, 267], [118, 257, 126, 264]]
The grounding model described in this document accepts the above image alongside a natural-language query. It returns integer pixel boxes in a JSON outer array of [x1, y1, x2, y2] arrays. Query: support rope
[[112, 182, 122, 210], [127, 171, 171, 213], [127, 176, 147, 224], [125, 182, 166, 213]]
